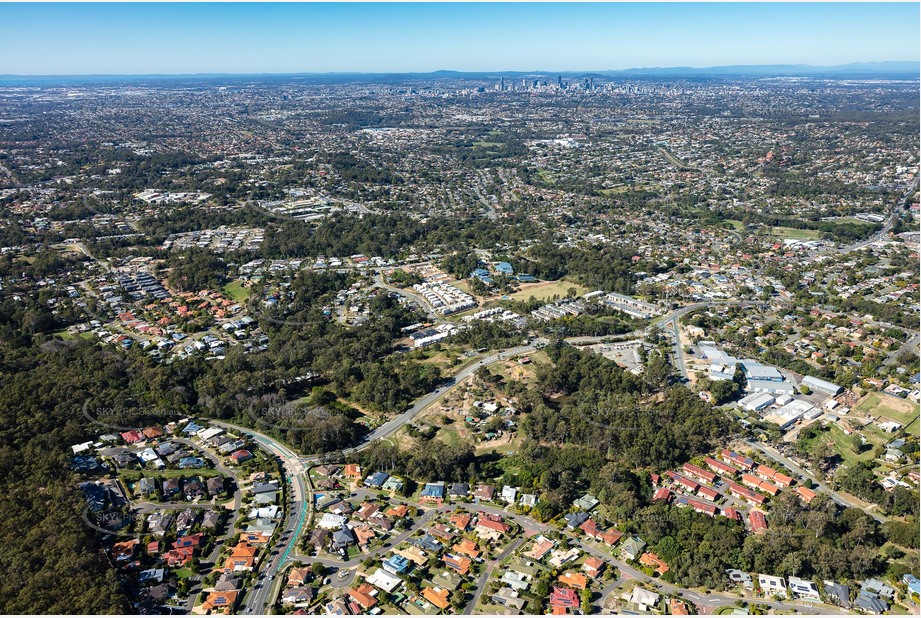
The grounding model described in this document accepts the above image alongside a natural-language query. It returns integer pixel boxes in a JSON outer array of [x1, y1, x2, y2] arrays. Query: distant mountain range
[[0, 61, 918, 85]]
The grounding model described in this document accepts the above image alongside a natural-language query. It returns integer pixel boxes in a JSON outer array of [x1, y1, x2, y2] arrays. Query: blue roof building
[[364, 471, 390, 488], [902, 574, 920, 596], [182, 422, 203, 435], [383, 554, 412, 575], [421, 481, 445, 499], [495, 262, 514, 276], [471, 268, 493, 284], [179, 456, 204, 468]]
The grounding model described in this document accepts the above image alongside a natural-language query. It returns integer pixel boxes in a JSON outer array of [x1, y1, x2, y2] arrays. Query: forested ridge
[[0, 341, 134, 613]]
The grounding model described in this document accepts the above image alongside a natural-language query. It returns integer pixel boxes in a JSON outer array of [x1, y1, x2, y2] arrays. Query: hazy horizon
[[0, 3, 918, 75]]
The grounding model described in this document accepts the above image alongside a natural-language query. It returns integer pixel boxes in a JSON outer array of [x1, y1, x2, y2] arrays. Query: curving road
[[345, 344, 538, 453], [655, 300, 762, 380], [842, 177, 918, 253], [744, 440, 887, 523], [203, 298, 860, 614]]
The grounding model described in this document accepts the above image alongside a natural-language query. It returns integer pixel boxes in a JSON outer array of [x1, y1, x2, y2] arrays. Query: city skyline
[[0, 2, 918, 75]]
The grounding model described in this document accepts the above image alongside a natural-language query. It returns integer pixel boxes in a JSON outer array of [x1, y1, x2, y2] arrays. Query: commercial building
[[801, 375, 843, 396], [738, 392, 775, 412]]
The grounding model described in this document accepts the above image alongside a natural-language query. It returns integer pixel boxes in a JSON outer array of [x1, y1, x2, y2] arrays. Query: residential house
[[475, 513, 511, 541], [629, 587, 660, 610], [573, 494, 600, 511], [443, 553, 471, 575], [207, 476, 225, 496], [364, 471, 390, 489], [726, 569, 754, 590], [501, 570, 531, 592], [281, 587, 315, 607], [347, 584, 378, 611], [525, 537, 555, 561], [224, 542, 258, 573], [558, 572, 588, 590], [395, 545, 429, 566], [564, 511, 589, 529], [383, 554, 412, 576], [422, 587, 451, 611], [748, 510, 768, 534], [420, 482, 446, 503], [332, 528, 355, 550], [229, 449, 253, 464], [854, 592, 888, 613], [453, 538, 480, 559], [473, 485, 495, 501], [549, 548, 580, 569], [198, 590, 239, 615], [449, 512, 472, 531], [577, 557, 602, 579], [365, 568, 402, 593], [861, 579, 895, 599], [823, 581, 850, 608], [670, 599, 690, 615], [356, 502, 380, 521], [385, 504, 409, 519], [492, 587, 526, 611], [111, 539, 139, 562], [382, 476, 404, 492], [758, 574, 787, 598], [639, 552, 669, 575], [788, 576, 821, 600], [549, 587, 579, 609], [621, 536, 647, 561], [432, 570, 463, 591], [287, 567, 312, 587]]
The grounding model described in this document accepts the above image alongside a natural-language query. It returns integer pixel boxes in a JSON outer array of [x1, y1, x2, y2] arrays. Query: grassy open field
[[452, 279, 473, 294], [53, 329, 94, 341], [507, 280, 590, 302], [436, 425, 464, 447], [600, 185, 647, 196], [724, 219, 746, 230], [222, 281, 250, 303], [475, 432, 525, 456], [855, 393, 920, 426], [768, 226, 821, 240], [825, 425, 881, 468]]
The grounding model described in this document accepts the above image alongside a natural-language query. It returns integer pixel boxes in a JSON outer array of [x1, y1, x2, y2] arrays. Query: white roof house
[[317, 513, 348, 530], [630, 587, 660, 609], [788, 576, 821, 600], [366, 568, 402, 593], [758, 574, 788, 597]]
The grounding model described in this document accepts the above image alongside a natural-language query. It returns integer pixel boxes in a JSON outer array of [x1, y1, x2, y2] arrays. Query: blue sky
[[0, 3, 918, 75]]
